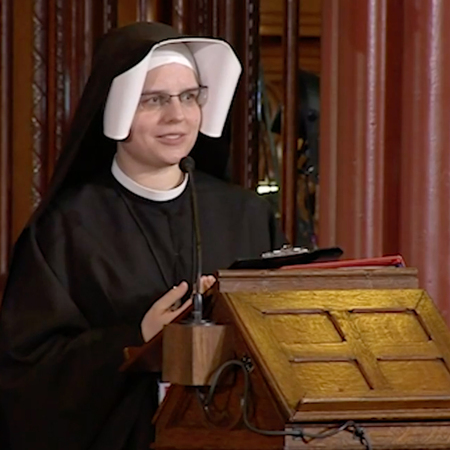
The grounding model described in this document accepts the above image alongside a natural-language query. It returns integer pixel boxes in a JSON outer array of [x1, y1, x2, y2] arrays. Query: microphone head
[[179, 156, 196, 173]]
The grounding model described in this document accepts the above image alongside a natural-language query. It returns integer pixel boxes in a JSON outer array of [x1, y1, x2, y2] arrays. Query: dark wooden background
[[3, 0, 450, 325], [0, 0, 321, 283]]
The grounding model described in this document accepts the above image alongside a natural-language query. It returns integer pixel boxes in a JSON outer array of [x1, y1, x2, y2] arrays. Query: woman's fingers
[[155, 281, 189, 311], [200, 275, 216, 293], [141, 276, 215, 342], [165, 298, 192, 322], [141, 282, 190, 341]]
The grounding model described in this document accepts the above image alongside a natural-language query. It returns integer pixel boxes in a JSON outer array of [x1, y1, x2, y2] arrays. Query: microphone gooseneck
[[179, 157, 204, 324]]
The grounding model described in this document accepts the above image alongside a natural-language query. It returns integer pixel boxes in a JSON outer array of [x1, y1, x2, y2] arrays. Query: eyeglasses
[[139, 86, 208, 110]]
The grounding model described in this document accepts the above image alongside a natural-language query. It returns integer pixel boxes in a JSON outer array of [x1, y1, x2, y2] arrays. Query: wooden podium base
[[162, 322, 233, 386]]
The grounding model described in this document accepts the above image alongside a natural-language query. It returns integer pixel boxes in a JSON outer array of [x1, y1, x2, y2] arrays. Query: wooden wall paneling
[[318, 0, 342, 249], [319, 0, 403, 258], [31, 0, 49, 212], [209, 0, 220, 36], [318, 0, 338, 246], [31, 0, 97, 209], [379, 0, 403, 257], [259, 0, 321, 245], [65, 0, 92, 108], [12, 0, 34, 243], [399, 0, 450, 323], [137, 0, 148, 21], [172, 0, 206, 35], [319, 0, 450, 327], [48, 0, 90, 178], [0, 0, 12, 287], [9, 0, 116, 246], [170, 0, 260, 190], [171, 0, 188, 33], [260, 0, 321, 37], [93, 0, 117, 35], [260, 37, 321, 85], [146, 0, 171, 23], [0, 0, 118, 289], [196, 0, 209, 36], [117, 0, 141, 25], [229, 0, 260, 189], [116, 0, 171, 26], [281, 0, 299, 244], [47, 0, 61, 183], [171, 0, 216, 36], [218, 0, 235, 44]]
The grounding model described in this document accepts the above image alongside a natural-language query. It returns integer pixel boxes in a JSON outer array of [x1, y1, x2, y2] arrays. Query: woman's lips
[[156, 133, 187, 145]]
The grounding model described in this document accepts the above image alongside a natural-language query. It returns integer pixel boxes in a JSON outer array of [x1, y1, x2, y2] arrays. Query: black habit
[[0, 22, 284, 450]]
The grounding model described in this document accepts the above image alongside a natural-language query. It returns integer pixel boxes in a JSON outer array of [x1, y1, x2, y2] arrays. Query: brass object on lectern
[[162, 322, 233, 386]]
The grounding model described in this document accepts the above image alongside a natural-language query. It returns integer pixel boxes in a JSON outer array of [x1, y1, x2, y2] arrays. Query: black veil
[[32, 22, 213, 223]]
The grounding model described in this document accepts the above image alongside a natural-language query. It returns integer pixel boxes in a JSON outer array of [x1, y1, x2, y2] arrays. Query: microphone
[[179, 156, 196, 174], [179, 156, 205, 324]]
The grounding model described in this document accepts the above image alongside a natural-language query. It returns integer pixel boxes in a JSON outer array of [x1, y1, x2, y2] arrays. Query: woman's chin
[[161, 150, 192, 167]]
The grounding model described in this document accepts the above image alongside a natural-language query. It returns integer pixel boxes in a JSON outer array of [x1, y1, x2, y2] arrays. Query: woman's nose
[[162, 97, 185, 121]]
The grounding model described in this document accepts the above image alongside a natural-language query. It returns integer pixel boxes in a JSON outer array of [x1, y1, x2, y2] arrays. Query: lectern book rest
[[125, 267, 450, 449]]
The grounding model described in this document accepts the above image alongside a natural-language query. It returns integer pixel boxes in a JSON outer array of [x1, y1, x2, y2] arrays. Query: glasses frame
[[139, 85, 209, 110]]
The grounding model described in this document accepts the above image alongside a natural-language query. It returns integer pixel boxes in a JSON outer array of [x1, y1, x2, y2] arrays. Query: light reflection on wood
[[223, 288, 450, 421]]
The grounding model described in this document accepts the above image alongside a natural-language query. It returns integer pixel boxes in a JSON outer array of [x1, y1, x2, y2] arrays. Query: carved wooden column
[[11, 0, 34, 244], [399, 0, 450, 321], [0, 0, 13, 287], [0, 0, 118, 291], [117, 0, 153, 25], [146, 0, 171, 24], [172, 0, 208, 35], [172, 0, 189, 33], [170, 0, 260, 189], [117, 0, 170, 25], [281, 0, 299, 243], [218, 0, 235, 44], [319, 0, 403, 257], [8, 0, 117, 245], [230, 0, 260, 189], [30, 0, 117, 210]]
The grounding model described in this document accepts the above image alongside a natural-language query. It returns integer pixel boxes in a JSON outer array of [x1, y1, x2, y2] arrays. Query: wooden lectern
[[152, 267, 450, 449]]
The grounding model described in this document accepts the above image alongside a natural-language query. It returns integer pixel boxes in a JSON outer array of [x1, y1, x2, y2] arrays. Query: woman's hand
[[140, 275, 216, 342], [140, 282, 191, 342]]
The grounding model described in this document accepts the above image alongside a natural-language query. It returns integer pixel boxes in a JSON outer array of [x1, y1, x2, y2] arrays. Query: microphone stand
[[162, 157, 231, 386], [178, 156, 212, 325], [185, 158, 209, 325]]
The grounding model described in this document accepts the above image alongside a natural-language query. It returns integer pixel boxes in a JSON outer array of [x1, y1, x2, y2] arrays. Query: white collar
[[111, 157, 188, 202]]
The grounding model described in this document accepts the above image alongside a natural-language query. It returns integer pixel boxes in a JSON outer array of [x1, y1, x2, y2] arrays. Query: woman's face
[[118, 63, 202, 171]]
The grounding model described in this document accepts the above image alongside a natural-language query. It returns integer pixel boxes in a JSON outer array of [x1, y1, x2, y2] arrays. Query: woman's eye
[[141, 95, 164, 107], [148, 95, 162, 104], [181, 92, 196, 102]]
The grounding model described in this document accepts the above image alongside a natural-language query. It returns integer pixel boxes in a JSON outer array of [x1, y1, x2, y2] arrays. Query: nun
[[0, 22, 284, 450]]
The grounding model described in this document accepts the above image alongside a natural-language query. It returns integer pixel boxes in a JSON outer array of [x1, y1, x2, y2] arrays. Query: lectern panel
[[352, 311, 430, 344], [223, 289, 450, 421], [379, 360, 450, 391], [263, 313, 343, 344], [154, 276, 450, 450], [291, 361, 371, 393]]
